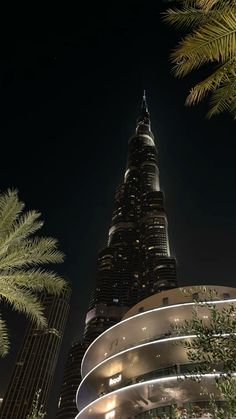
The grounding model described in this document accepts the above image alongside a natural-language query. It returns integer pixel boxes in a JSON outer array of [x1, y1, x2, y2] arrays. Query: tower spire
[[136, 90, 151, 134], [142, 89, 148, 113]]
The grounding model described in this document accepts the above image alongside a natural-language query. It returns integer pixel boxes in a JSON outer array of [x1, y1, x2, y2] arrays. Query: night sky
[[0, 2, 235, 418]]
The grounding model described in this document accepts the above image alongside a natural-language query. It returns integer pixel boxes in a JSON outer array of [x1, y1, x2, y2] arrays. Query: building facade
[[76, 285, 236, 418], [74, 97, 236, 417], [84, 92, 177, 345], [56, 340, 85, 419], [57, 93, 178, 417], [0, 289, 70, 419]]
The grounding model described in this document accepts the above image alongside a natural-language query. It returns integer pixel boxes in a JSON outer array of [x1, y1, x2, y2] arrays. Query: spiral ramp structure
[[76, 285, 236, 418]]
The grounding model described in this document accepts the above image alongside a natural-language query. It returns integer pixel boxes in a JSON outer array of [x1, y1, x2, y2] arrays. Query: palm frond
[[196, 0, 219, 11], [0, 282, 46, 328], [207, 77, 236, 117], [0, 312, 9, 356], [0, 189, 67, 356], [0, 189, 24, 239], [0, 269, 66, 295], [163, 7, 220, 30], [186, 58, 236, 105], [0, 237, 64, 270], [171, 11, 236, 77], [228, 96, 236, 119], [175, 0, 199, 6], [196, 0, 236, 12], [0, 211, 43, 255]]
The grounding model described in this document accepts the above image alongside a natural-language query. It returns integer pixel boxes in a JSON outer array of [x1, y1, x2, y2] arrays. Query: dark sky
[[0, 1, 235, 417]]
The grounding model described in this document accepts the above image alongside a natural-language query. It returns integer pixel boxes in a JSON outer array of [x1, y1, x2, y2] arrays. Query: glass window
[[162, 297, 169, 306]]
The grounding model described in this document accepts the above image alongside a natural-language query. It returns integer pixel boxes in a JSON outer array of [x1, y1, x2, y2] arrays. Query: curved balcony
[[75, 374, 222, 419], [77, 286, 236, 418], [77, 336, 193, 410], [82, 294, 236, 377]]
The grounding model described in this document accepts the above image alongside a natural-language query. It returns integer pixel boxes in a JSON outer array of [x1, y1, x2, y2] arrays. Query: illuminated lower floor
[[76, 286, 236, 418], [75, 374, 224, 418]]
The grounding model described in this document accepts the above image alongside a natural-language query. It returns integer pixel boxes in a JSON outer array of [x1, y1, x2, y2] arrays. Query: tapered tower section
[[84, 92, 177, 345], [57, 93, 178, 418]]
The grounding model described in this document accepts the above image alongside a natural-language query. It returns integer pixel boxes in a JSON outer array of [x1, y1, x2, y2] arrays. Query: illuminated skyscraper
[[84, 92, 177, 344], [75, 96, 236, 418], [0, 289, 70, 419], [57, 93, 177, 418]]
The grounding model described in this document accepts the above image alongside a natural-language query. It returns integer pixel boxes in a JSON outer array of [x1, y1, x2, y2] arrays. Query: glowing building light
[[105, 410, 115, 418], [109, 374, 122, 386]]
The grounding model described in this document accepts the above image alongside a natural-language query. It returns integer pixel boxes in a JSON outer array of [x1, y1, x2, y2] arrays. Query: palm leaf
[[0, 282, 46, 328], [0, 312, 9, 356], [186, 58, 236, 105], [0, 189, 66, 356], [0, 210, 43, 255], [0, 189, 24, 239], [175, 0, 199, 6], [207, 78, 236, 117], [0, 237, 64, 269], [163, 7, 220, 30], [228, 96, 236, 119], [171, 11, 236, 77], [196, 0, 219, 11], [0, 268, 66, 295], [196, 0, 236, 12]]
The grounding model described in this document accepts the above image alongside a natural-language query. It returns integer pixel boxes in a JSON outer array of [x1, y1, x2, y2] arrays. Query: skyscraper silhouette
[[0, 289, 70, 419], [56, 340, 84, 419]]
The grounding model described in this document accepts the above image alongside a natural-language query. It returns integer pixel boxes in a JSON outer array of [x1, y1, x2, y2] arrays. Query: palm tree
[[0, 189, 66, 356], [163, 0, 236, 118]]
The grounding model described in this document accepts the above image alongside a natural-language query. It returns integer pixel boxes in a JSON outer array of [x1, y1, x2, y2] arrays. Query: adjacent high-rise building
[[57, 92, 178, 418], [0, 289, 70, 419], [56, 340, 85, 419]]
